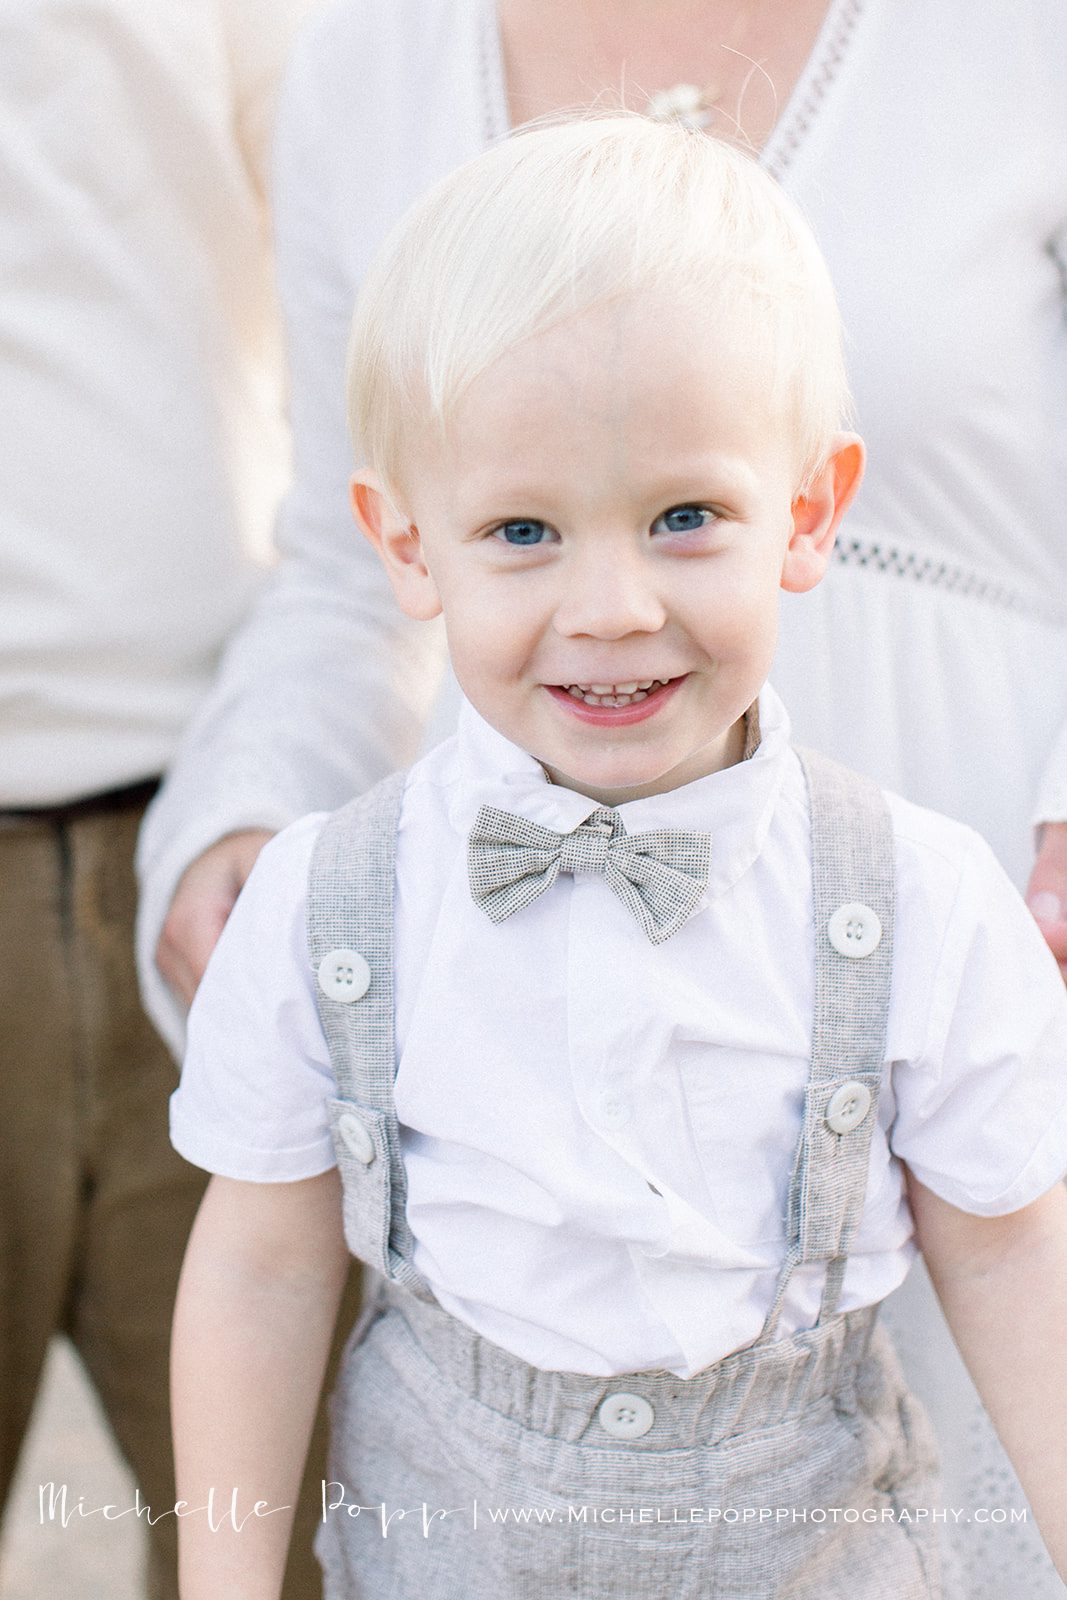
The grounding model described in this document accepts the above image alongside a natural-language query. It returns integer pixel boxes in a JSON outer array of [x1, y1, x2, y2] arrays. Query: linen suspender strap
[[761, 748, 896, 1341], [307, 770, 433, 1299]]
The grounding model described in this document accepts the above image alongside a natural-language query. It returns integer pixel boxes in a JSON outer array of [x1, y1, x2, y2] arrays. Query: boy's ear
[[780, 434, 865, 595], [350, 471, 442, 620]]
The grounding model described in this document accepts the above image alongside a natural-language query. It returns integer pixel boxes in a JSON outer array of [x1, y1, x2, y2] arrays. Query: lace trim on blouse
[[832, 537, 1067, 627], [762, 0, 866, 181]]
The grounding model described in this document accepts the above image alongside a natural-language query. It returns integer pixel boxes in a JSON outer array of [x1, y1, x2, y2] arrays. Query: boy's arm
[[907, 1170, 1067, 1575], [171, 1169, 350, 1600]]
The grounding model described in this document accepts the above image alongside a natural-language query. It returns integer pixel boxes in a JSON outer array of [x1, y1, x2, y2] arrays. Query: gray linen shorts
[[316, 1283, 941, 1599]]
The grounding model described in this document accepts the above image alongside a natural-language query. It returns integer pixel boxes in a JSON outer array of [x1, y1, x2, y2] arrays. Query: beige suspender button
[[825, 1081, 873, 1135], [337, 1112, 376, 1165], [827, 902, 882, 959], [318, 948, 372, 1002]]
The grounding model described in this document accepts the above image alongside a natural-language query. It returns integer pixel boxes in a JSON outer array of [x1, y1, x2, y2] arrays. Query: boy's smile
[[356, 294, 863, 805], [544, 673, 686, 722]]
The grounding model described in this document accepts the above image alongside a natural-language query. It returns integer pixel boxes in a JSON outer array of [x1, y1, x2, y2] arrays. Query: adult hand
[[156, 829, 276, 1006], [1027, 820, 1067, 982]]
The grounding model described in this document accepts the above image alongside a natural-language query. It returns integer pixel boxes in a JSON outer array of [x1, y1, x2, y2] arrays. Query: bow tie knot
[[467, 804, 712, 944], [557, 811, 616, 875]]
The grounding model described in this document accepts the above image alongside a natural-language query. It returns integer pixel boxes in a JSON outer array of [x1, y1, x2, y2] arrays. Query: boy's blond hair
[[347, 115, 849, 496]]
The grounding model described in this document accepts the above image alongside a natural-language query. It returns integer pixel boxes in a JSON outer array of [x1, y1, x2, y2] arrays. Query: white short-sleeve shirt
[[173, 687, 1067, 1377]]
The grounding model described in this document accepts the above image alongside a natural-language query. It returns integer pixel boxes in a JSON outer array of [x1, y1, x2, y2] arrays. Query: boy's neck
[[540, 705, 760, 807]]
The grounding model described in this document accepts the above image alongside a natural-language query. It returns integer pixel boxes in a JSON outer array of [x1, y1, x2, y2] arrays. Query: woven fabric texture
[[318, 1283, 939, 1598], [468, 804, 713, 944], [764, 748, 895, 1335]]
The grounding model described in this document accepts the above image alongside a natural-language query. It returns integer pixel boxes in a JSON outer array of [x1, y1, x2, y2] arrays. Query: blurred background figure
[[141, 3, 1067, 1594], [0, 2, 325, 1595]]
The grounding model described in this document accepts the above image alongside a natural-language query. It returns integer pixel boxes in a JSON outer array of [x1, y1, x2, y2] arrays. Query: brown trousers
[[0, 793, 359, 1599]]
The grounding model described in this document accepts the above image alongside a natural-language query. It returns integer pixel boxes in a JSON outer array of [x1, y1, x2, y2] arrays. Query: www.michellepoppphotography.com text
[[36, 1481, 1028, 1538]]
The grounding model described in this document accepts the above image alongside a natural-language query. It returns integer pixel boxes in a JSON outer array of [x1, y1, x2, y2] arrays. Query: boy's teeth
[[566, 678, 665, 693], [563, 678, 665, 707]]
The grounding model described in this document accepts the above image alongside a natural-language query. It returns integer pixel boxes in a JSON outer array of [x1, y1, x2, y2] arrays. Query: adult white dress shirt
[[172, 687, 1067, 1378], [0, 0, 315, 806]]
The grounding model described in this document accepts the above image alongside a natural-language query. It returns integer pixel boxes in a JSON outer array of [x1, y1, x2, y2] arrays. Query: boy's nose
[[552, 553, 667, 640]]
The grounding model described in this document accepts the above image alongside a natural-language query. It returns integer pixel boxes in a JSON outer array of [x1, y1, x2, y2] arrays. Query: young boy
[[170, 118, 1067, 1599]]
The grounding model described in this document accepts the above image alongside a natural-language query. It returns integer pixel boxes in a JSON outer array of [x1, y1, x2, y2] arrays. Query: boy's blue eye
[[491, 519, 553, 546], [652, 505, 714, 535]]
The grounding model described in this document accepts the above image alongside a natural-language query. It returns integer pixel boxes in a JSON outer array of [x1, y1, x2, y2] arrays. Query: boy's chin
[[541, 753, 701, 805], [542, 728, 745, 803]]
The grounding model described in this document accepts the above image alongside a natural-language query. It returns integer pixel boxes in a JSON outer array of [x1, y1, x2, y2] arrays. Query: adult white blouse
[[172, 688, 1067, 1378]]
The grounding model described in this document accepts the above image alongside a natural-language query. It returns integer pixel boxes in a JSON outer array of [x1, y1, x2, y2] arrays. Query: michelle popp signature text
[[38, 1483, 287, 1531], [39, 1481, 1026, 1538]]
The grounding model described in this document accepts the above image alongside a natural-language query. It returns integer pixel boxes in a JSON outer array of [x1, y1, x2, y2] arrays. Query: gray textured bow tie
[[467, 805, 712, 944]]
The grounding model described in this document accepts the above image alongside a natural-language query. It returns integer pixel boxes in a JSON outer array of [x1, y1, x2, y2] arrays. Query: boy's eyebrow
[[633, 455, 763, 503], [455, 454, 764, 516]]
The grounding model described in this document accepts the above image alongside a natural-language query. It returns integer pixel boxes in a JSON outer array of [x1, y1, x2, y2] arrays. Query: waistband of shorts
[[377, 1280, 883, 1449], [0, 777, 160, 830]]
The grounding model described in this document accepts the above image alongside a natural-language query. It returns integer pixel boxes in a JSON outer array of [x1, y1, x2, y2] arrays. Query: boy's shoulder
[[878, 783, 989, 885], [306, 736, 462, 867], [879, 784, 1006, 913], [872, 783, 1054, 1000], [789, 760, 1065, 1054], [780, 748, 1033, 976], [320, 735, 460, 831], [790, 744, 1001, 889]]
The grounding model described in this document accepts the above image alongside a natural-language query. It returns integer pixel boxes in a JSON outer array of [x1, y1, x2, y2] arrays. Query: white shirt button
[[598, 1093, 631, 1130], [825, 1081, 873, 1135], [317, 948, 372, 1002], [337, 1112, 376, 1165], [598, 1392, 654, 1440], [827, 902, 882, 960]]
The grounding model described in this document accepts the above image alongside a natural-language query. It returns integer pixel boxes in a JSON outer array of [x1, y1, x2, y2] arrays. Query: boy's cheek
[[446, 635, 523, 706], [685, 587, 777, 656], [448, 605, 532, 671]]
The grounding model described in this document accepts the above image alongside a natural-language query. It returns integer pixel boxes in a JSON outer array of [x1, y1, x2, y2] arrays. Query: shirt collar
[[440, 686, 792, 906]]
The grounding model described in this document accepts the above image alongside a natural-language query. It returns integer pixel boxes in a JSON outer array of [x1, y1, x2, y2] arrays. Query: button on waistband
[[598, 1392, 654, 1440]]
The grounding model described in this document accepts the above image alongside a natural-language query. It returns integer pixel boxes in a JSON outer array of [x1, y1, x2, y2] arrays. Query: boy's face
[[357, 295, 863, 804]]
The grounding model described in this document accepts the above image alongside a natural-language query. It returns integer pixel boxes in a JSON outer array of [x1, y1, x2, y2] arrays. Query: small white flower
[[647, 83, 712, 128]]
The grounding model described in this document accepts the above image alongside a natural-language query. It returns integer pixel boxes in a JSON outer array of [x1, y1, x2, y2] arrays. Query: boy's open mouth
[[542, 675, 687, 722], [560, 678, 670, 708]]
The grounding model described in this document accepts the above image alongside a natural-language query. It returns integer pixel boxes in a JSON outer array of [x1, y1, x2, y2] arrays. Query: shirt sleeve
[[1030, 210, 1067, 829], [135, 5, 445, 1059], [1033, 715, 1067, 830], [221, 0, 322, 203], [890, 826, 1067, 1215], [169, 813, 340, 1181]]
